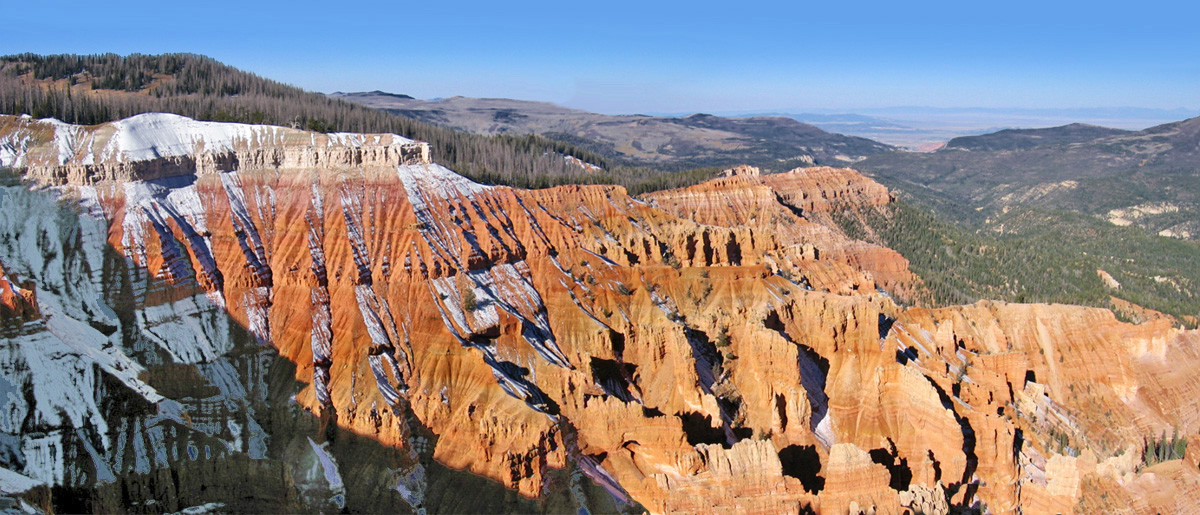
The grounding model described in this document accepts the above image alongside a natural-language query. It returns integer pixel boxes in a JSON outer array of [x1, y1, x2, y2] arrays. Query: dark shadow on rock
[[590, 357, 638, 403], [677, 412, 727, 447], [778, 445, 825, 494], [869, 445, 913, 491]]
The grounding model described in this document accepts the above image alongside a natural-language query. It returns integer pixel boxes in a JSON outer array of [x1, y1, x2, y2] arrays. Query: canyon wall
[[0, 114, 1197, 513]]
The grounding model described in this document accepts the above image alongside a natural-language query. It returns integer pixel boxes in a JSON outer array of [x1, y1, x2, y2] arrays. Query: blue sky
[[3, 0, 1198, 115]]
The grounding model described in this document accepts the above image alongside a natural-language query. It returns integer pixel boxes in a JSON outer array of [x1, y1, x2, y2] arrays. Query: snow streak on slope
[[219, 171, 273, 347], [339, 181, 410, 407], [0, 184, 161, 403], [120, 177, 222, 284], [396, 163, 489, 264], [396, 163, 574, 412], [219, 172, 271, 286], [0, 182, 159, 484], [0, 123, 34, 168], [0, 176, 281, 497], [43, 118, 90, 165], [119, 176, 232, 363], [395, 163, 569, 367], [0, 466, 42, 495], [307, 436, 346, 508], [307, 184, 335, 408]]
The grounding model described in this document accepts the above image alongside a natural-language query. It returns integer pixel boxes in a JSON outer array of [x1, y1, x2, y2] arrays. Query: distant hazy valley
[[333, 91, 1194, 149], [330, 91, 893, 169]]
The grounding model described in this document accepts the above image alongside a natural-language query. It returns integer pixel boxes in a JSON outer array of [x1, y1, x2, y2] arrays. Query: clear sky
[[3, 0, 1198, 115]]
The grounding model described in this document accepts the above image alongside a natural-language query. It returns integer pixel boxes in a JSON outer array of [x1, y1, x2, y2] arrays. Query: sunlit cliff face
[[0, 114, 1197, 514]]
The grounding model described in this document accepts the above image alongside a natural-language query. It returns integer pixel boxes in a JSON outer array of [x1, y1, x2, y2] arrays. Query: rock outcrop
[[0, 261, 38, 323], [644, 166, 911, 297], [1, 112, 428, 185], [1, 114, 1197, 513]]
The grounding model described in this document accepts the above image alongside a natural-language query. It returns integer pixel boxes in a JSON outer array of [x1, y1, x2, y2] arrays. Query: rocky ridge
[[331, 92, 894, 167], [0, 112, 429, 184], [0, 114, 1197, 513]]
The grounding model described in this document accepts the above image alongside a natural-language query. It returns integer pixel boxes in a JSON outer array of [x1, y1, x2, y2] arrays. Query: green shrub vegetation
[[836, 201, 1199, 326], [462, 289, 478, 313], [1142, 429, 1188, 467]]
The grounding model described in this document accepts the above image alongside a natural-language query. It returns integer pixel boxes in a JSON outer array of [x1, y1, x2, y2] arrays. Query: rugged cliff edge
[[0, 114, 1197, 514]]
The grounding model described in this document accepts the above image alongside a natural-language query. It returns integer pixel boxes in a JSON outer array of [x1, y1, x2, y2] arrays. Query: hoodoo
[[0, 114, 1197, 513]]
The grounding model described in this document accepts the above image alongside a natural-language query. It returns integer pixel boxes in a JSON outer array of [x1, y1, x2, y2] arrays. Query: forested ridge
[[0, 53, 718, 192], [836, 200, 1200, 326]]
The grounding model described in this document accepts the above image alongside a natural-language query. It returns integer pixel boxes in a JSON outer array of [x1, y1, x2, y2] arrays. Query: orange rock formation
[[3, 114, 1198, 514], [0, 261, 39, 322]]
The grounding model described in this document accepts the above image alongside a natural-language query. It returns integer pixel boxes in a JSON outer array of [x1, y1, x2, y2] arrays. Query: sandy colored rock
[[2, 115, 1198, 513], [819, 443, 899, 515]]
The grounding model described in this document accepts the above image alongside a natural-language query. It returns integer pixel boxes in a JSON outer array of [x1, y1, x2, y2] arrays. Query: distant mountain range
[[732, 112, 961, 149], [333, 90, 1200, 240], [333, 92, 1196, 150], [943, 123, 1131, 152], [329, 91, 893, 170], [728, 107, 1195, 148], [857, 116, 1200, 238]]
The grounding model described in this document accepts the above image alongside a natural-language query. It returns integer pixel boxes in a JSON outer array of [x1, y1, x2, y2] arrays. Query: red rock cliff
[[3, 114, 1197, 514]]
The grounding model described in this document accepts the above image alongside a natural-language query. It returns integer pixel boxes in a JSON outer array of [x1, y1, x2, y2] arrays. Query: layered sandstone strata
[[1, 114, 1197, 514]]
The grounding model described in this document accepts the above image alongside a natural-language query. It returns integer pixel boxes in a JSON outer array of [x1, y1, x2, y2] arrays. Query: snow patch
[[170, 502, 227, 515], [0, 128, 33, 168], [0, 466, 43, 494], [394, 465, 426, 510], [307, 437, 345, 491], [100, 113, 289, 163]]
